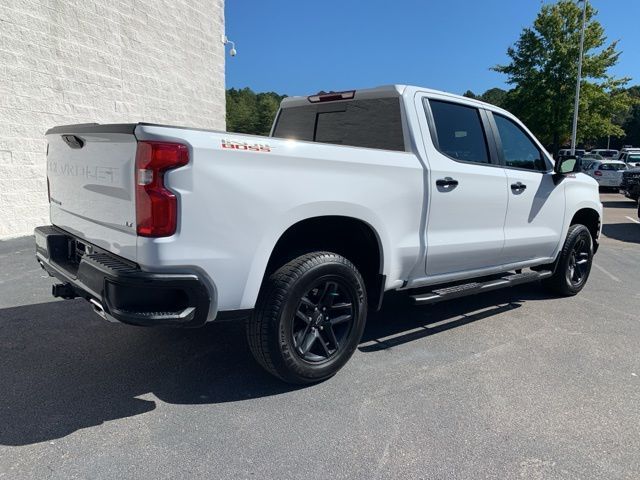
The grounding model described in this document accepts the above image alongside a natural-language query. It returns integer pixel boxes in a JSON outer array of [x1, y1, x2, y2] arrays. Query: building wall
[[0, 0, 226, 238]]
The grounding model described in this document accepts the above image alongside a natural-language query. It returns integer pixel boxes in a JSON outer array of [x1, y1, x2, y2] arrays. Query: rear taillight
[[594, 170, 602, 176], [135, 141, 189, 237]]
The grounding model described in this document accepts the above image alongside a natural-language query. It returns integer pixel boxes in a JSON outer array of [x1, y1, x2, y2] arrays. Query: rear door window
[[427, 100, 490, 164], [272, 98, 406, 151]]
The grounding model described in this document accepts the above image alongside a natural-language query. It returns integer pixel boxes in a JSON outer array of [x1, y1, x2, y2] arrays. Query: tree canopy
[[226, 88, 285, 136], [493, 0, 634, 151], [463, 88, 508, 108], [620, 86, 640, 147]]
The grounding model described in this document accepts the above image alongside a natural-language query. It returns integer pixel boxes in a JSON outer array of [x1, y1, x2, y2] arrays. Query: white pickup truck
[[36, 85, 602, 383]]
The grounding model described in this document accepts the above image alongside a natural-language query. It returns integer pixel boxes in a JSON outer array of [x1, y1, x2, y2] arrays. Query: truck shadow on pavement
[[360, 290, 527, 352], [601, 223, 640, 244], [0, 285, 553, 446], [600, 200, 636, 209]]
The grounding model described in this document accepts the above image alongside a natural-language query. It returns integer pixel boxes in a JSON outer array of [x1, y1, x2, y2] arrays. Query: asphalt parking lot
[[1, 193, 639, 479]]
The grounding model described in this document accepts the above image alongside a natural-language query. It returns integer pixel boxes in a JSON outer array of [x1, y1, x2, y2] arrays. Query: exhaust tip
[[89, 298, 108, 320]]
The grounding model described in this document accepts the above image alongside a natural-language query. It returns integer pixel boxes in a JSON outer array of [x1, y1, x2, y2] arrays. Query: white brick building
[[0, 0, 226, 239]]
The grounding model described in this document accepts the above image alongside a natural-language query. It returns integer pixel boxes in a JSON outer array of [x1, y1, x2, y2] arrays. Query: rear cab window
[[425, 99, 491, 164], [272, 97, 406, 151]]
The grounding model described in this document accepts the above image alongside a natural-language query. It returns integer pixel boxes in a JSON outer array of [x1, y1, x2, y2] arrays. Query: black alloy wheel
[[566, 234, 591, 287], [544, 224, 593, 296], [247, 252, 367, 384], [292, 279, 355, 363]]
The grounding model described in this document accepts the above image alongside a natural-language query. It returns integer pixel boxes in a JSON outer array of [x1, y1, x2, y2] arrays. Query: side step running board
[[411, 270, 553, 306]]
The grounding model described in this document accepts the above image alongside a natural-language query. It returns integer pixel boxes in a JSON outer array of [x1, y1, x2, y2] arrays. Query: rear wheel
[[247, 252, 367, 384], [544, 224, 593, 296]]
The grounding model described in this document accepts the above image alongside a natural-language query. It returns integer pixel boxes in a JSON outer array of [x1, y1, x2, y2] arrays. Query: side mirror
[[554, 156, 580, 175]]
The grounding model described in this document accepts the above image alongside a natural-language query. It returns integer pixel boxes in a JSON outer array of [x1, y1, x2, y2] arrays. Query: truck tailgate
[[46, 124, 138, 261]]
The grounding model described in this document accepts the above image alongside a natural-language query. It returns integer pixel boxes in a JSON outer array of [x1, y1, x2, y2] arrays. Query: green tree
[[255, 93, 282, 135], [480, 88, 507, 108], [494, 0, 633, 152], [620, 86, 640, 147], [462, 88, 507, 108], [226, 88, 286, 135]]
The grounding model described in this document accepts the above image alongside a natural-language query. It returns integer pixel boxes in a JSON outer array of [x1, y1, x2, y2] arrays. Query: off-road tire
[[543, 224, 594, 296], [247, 252, 367, 384]]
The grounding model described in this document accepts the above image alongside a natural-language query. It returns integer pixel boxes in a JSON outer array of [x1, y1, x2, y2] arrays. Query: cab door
[[488, 112, 565, 264], [419, 96, 509, 276]]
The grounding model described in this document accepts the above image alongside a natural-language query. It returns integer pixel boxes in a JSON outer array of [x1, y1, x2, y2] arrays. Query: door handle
[[436, 177, 459, 187], [511, 182, 527, 191]]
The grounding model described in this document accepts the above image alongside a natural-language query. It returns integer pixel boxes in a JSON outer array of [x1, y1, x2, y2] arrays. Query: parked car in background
[[584, 160, 628, 189], [619, 151, 640, 168], [557, 148, 585, 160], [618, 147, 640, 159], [580, 153, 603, 171], [621, 167, 640, 201], [590, 149, 619, 159]]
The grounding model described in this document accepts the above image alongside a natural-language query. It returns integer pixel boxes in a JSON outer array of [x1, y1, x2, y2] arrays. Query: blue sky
[[225, 0, 639, 96]]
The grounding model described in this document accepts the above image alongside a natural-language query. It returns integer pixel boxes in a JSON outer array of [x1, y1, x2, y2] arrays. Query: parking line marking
[[593, 263, 621, 282], [625, 216, 640, 224]]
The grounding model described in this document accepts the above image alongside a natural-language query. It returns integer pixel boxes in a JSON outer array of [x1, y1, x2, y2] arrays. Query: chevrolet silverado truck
[[35, 85, 602, 384]]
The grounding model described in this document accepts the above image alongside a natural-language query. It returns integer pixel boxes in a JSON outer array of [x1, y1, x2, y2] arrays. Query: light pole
[[570, 0, 588, 156]]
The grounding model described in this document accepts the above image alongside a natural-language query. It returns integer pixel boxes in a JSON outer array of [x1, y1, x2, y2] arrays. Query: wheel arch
[[264, 215, 386, 310], [569, 207, 601, 251]]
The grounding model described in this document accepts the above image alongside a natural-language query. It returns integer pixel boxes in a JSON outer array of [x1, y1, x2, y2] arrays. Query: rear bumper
[[34, 225, 211, 327]]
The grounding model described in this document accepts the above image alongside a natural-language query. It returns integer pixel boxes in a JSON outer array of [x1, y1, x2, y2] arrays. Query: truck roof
[[279, 84, 511, 116]]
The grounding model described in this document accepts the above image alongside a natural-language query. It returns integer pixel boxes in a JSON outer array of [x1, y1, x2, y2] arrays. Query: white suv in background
[[590, 149, 620, 159], [618, 150, 640, 167]]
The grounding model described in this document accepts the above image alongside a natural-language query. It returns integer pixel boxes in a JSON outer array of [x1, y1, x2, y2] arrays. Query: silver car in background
[[584, 160, 628, 189]]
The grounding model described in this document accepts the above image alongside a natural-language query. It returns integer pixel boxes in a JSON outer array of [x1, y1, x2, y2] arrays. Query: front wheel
[[247, 252, 367, 384], [544, 224, 594, 296]]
